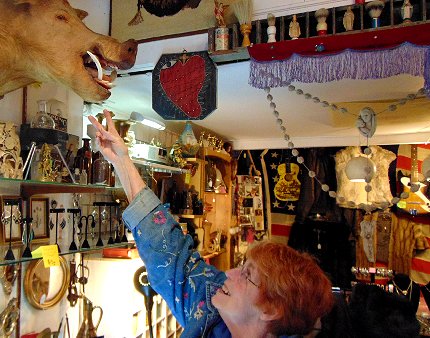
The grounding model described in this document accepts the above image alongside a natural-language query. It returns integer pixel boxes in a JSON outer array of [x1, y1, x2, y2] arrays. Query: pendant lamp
[[345, 156, 376, 182]]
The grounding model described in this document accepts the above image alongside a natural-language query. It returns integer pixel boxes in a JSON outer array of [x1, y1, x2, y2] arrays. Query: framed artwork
[[152, 51, 217, 120], [30, 197, 49, 240], [111, 0, 236, 42], [1, 196, 23, 243]]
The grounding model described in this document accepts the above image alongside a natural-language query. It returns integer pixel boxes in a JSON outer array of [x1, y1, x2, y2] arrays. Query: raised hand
[[88, 109, 129, 166]]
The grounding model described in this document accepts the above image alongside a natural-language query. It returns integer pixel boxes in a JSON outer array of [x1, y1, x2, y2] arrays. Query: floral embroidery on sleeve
[[153, 210, 167, 224]]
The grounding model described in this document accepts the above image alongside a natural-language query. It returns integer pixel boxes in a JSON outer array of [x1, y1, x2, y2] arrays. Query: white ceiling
[[104, 59, 429, 150]]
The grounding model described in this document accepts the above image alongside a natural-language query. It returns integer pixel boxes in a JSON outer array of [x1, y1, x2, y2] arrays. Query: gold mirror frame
[[24, 257, 70, 309]]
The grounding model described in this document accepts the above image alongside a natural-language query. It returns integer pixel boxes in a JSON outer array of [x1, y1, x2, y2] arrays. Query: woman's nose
[[225, 267, 241, 280]]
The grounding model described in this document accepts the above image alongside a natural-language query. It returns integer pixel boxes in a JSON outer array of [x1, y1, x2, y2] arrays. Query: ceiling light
[[345, 156, 376, 182], [130, 111, 165, 130]]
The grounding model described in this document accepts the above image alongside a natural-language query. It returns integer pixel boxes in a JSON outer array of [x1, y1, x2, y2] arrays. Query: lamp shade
[[345, 156, 376, 182]]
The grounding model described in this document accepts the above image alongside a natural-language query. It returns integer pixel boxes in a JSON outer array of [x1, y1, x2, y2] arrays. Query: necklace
[[392, 279, 412, 299]]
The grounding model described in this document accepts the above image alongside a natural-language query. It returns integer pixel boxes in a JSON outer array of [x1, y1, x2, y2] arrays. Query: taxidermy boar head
[[0, 0, 138, 103]]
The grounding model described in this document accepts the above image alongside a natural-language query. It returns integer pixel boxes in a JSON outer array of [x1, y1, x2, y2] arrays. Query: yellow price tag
[[41, 245, 60, 268], [185, 172, 191, 184]]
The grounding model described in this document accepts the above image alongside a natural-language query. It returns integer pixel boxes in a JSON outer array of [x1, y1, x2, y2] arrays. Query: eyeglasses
[[238, 261, 260, 288]]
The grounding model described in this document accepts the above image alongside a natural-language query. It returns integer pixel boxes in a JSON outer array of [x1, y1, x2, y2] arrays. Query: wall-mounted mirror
[[24, 257, 69, 309]]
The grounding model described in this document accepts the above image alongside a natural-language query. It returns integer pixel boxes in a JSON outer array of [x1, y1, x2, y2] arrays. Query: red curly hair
[[247, 241, 334, 336]]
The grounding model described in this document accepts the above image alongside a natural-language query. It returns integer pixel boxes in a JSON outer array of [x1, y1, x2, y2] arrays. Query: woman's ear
[[260, 307, 281, 322]]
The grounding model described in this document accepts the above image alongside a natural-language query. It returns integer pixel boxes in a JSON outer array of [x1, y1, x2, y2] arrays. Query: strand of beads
[[265, 87, 337, 201], [264, 85, 425, 213]]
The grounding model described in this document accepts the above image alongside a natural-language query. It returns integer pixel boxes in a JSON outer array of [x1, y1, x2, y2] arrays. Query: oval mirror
[[24, 257, 69, 309]]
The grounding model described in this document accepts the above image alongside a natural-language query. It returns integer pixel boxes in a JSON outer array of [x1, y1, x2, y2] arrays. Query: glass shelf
[[131, 159, 185, 174], [0, 241, 130, 266], [0, 177, 106, 198]]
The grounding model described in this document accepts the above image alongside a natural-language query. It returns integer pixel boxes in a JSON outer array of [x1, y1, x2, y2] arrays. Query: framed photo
[[1, 196, 23, 243], [30, 197, 49, 240], [111, 0, 236, 42]]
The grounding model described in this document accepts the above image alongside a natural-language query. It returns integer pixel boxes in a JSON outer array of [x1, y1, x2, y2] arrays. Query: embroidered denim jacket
[[122, 187, 230, 338]]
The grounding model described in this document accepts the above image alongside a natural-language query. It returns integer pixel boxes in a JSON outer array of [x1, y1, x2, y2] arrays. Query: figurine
[[401, 0, 413, 23], [289, 15, 301, 40], [214, 0, 229, 51], [315, 8, 329, 36], [214, 0, 227, 27], [267, 13, 276, 43], [343, 6, 355, 31]]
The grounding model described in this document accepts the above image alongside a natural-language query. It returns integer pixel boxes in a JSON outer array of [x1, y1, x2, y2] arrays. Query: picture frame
[[30, 197, 49, 240], [1, 196, 23, 243], [111, 0, 236, 42]]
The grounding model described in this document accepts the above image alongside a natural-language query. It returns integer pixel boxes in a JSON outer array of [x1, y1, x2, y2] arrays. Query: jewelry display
[[93, 202, 105, 247], [49, 207, 66, 253], [67, 208, 81, 251], [107, 201, 120, 244], [21, 217, 34, 258], [3, 199, 21, 261], [392, 278, 412, 298], [78, 215, 96, 249], [389, 273, 420, 312], [0, 298, 19, 337], [114, 204, 122, 243]]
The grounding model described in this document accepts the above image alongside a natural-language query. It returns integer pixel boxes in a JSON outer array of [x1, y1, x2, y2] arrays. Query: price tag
[[42, 245, 60, 268], [185, 172, 191, 184]]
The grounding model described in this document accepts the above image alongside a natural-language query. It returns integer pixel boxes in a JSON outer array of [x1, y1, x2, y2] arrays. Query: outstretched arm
[[88, 109, 146, 202]]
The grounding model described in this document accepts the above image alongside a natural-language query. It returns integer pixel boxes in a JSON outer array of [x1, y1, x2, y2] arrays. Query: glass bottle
[[31, 100, 55, 129], [74, 138, 92, 184], [92, 151, 110, 185]]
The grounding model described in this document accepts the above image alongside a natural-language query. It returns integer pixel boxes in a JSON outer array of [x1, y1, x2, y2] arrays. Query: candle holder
[[21, 217, 34, 258], [49, 207, 65, 253], [67, 208, 81, 251]]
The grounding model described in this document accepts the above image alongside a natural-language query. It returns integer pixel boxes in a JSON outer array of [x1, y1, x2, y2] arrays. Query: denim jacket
[[122, 187, 230, 338]]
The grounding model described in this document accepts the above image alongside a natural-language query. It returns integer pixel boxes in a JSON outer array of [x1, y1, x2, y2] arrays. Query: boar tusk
[[86, 51, 103, 81]]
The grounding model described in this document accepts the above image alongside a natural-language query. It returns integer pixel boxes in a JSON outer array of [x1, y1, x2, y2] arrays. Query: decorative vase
[[366, 0, 385, 28], [178, 122, 200, 157], [0, 121, 23, 179], [315, 8, 329, 36]]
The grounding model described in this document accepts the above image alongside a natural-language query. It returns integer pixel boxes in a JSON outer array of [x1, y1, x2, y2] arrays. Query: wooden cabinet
[[175, 147, 234, 271]]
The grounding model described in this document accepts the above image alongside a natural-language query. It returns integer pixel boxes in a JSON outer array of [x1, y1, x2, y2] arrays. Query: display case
[[0, 160, 184, 338]]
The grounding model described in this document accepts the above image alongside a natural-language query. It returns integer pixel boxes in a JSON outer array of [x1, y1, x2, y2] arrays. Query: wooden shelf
[[204, 148, 231, 162]]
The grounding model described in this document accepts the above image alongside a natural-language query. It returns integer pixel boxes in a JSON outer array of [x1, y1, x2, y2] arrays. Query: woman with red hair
[[89, 110, 334, 337]]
